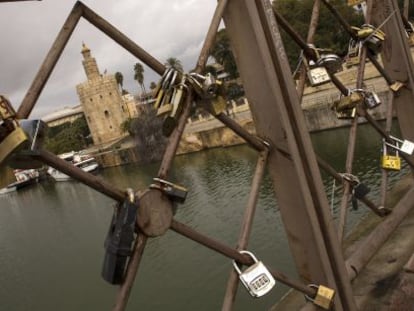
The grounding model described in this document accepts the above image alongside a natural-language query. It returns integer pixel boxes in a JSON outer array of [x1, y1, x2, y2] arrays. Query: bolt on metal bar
[[170, 219, 317, 297], [194, 0, 229, 73], [346, 186, 414, 280], [17, 2, 83, 119], [222, 150, 269, 311], [319, 0, 395, 86], [80, 2, 165, 76]]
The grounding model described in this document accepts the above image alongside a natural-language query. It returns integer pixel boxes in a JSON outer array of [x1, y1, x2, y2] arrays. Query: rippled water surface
[[0, 123, 408, 311]]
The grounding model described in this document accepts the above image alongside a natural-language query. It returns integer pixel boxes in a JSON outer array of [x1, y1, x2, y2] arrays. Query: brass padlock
[[335, 107, 356, 120], [333, 91, 363, 112], [307, 284, 335, 310], [390, 81, 404, 93], [232, 250, 276, 298], [0, 164, 16, 189], [0, 96, 29, 166], [150, 177, 188, 204], [381, 140, 401, 171]]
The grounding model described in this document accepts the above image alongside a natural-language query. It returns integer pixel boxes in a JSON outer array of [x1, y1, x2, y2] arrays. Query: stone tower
[[76, 43, 130, 145]]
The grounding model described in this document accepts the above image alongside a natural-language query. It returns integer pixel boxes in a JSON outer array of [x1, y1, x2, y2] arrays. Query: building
[[76, 43, 134, 145], [41, 105, 83, 127]]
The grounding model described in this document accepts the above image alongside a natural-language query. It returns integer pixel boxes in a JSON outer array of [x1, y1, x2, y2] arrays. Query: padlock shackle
[[232, 250, 259, 275]]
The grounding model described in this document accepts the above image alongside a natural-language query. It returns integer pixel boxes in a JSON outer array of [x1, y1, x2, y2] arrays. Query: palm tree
[[114, 72, 124, 92], [165, 57, 183, 72], [149, 81, 157, 90], [210, 29, 239, 79], [134, 62, 146, 95]]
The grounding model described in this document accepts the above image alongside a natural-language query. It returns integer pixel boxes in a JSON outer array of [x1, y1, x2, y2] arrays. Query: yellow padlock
[[0, 164, 16, 189], [314, 285, 335, 310], [381, 140, 401, 171], [333, 91, 363, 112], [305, 284, 335, 310], [0, 96, 29, 166]]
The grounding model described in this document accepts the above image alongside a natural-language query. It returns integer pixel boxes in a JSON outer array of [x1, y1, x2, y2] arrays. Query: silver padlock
[[363, 91, 381, 109], [232, 250, 276, 298]]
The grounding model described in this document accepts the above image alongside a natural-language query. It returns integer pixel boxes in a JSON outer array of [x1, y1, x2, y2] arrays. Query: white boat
[[0, 169, 40, 194], [47, 152, 100, 181]]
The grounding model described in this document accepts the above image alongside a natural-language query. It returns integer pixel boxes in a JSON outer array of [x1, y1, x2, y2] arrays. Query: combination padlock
[[381, 139, 401, 171], [307, 66, 331, 86], [232, 250, 276, 298]]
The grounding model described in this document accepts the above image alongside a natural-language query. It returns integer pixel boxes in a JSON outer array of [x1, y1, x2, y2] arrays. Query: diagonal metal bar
[[225, 1, 356, 309], [379, 91, 395, 208], [296, 0, 321, 100], [346, 186, 414, 280], [319, 0, 395, 86], [222, 150, 269, 311], [80, 2, 165, 76], [32, 149, 124, 201], [194, 0, 229, 73], [170, 219, 316, 297], [337, 0, 373, 242], [112, 232, 147, 311], [17, 2, 83, 119]]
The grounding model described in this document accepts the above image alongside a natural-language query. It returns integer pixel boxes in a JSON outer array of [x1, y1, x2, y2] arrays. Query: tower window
[[104, 110, 109, 117], [90, 98, 93, 102]]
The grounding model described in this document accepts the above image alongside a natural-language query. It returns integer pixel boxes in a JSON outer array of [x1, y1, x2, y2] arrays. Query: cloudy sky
[[0, 0, 218, 118]]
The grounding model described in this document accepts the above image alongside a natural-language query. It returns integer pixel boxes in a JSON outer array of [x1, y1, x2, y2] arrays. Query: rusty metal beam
[[17, 2, 83, 119], [372, 0, 414, 145], [32, 149, 125, 201], [170, 220, 316, 297], [194, 0, 229, 72], [224, 1, 356, 309], [80, 2, 165, 76], [222, 150, 268, 310], [346, 186, 414, 280]]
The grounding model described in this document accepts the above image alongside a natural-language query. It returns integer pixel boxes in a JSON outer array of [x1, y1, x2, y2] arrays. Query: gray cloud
[[0, 0, 217, 118]]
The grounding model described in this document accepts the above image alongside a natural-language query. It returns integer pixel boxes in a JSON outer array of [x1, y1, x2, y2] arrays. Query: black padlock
[[102, 190, 138, 285], [353, 182, 370, 200], [151, 177, 188, 204]]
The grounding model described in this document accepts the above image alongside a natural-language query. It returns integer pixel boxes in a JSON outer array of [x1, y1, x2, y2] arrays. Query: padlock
[[381, 139, 401, 171], [8, 119, 48, 169], [0, 164, 16, 189], [353, 182, 370, 200], [232, 250, 276, 298], [390, 81, 404, 93], [305, 284, 336, 310], [0, 95, 29, 166], [363, 91, 381, 109], [335, 107, 356, 120], [386, 135, 414, 155], [316, 53, 342, 73], [333, 91, 363, 112], [102, 189, 139, 285], [307, 67, 331, 86], [151, 177, 188, 203]]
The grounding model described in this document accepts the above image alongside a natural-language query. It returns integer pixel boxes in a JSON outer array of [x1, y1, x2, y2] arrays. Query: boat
[[0, 169, 40, 194], [47, 151, 100, 182]]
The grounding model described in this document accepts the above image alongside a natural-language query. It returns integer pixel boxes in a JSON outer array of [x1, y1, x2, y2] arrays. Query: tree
[[115, 72, 124, 92], [149, 81, 157, 90], [165, 57, 183, 72], [210, 29, 239, 79], [273, 0, 363, 70], [134, 62, 146, 95], [125, 105, 168, 163]]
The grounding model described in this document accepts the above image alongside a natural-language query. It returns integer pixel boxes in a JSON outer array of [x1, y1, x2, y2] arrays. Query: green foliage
[[273, 0, 363, 70], [115, 71, 123, 91], [210, 29, 239, 79], [134, 62, 146, 94], [45, 116, 90, 154]]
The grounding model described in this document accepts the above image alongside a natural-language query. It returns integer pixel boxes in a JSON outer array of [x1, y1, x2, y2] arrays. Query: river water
[[0, 123, 408, 311]]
